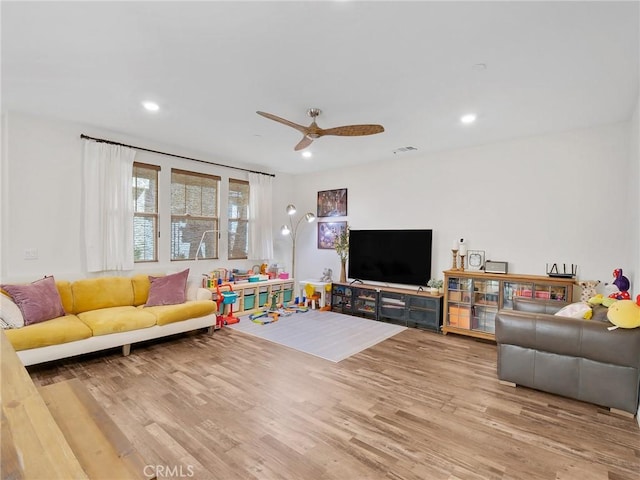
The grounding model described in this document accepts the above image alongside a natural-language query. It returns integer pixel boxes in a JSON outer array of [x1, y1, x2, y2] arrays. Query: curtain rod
[[80, 134, 276, 178]]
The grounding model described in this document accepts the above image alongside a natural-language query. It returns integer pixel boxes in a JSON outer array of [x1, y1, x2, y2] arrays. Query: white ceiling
[[2, 1, 638, 174]]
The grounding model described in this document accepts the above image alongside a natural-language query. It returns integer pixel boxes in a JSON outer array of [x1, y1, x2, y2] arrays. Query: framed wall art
[[318, 221, 348, 249], [317, 188, 347, 217]]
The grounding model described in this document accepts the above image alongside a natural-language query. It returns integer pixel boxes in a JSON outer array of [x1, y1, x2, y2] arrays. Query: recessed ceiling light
[[460, 113, 477, 124], [142, 101, 159, 112], [302, 151, 312, 158]]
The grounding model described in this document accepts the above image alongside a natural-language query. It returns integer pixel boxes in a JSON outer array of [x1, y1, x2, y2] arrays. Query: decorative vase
[[340, 258, 347, 283]]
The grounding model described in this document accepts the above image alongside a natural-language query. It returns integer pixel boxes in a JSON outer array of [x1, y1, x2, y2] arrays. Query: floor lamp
[[281, 204, 315, 289]]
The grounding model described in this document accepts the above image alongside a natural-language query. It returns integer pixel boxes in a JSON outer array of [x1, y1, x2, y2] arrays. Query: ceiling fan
[[257, 108, 384, 151]]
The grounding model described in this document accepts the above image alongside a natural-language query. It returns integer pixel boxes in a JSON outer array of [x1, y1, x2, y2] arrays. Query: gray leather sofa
[[495, 298, 640, 416]]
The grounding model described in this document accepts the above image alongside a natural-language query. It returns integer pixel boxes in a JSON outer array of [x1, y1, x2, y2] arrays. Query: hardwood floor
[[28, 328, 640, 480]]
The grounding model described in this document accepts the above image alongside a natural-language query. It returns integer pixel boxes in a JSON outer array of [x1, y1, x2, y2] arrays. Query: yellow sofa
[[4, 275, 217, 366]]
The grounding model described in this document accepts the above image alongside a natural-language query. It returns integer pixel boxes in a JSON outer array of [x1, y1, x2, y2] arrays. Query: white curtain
[[83, 140, 136, 272], [248, 173, 274, 260]]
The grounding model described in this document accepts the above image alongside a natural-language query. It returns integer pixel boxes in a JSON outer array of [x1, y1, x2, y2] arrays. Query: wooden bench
[[1, 331, 154, 479]]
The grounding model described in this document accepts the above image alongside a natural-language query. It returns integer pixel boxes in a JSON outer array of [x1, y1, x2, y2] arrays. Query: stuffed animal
[[607, 294, 640, 329], [579, 280, 600, 302], [588, 294, 617, 308], [608, 268, 631, 300], [320, 268, 333, 283]]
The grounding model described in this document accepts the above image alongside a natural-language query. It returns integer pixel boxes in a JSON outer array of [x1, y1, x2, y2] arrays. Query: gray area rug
[[226, 310, 406, 362]]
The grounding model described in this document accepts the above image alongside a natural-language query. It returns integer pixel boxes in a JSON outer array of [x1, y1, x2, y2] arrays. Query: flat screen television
[[348, 229, 433, 286]]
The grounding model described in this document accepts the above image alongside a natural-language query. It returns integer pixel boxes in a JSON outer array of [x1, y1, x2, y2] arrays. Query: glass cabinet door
[[472, 279, 499, 334], [533, 284, 568, 301], [447, 277, 472, 330], [354, 288, 377, 317], [502, 281, 534, 309]]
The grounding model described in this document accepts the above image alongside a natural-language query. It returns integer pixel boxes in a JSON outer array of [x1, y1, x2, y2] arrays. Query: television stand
[[331, 282, 443, 333]]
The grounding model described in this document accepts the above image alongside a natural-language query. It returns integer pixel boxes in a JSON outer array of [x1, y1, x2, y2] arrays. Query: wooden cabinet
[[210, 279, 295, 316], [331, 282, 443, 333], [443, 270, 575, 340]]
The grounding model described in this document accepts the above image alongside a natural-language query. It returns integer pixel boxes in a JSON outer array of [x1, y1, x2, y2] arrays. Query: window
[[170, 169, 220, 260], [228, 179, 249, 259], [133, 162, 159, 262]]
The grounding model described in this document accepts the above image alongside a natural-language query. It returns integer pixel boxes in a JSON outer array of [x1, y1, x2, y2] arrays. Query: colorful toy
[[607, 295, 640, 329], [588, 294, 616, 308], [608, 268, 631, 300], [216, 283, 240, 325], [578, 280, 600, 302]]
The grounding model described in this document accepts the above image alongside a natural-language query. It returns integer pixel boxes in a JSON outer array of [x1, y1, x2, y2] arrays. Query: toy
[[320, 268, 333, 283], [606, 295, 640, 329], [588, 294, 617, 308], [608, 268, 631, 300], [578, 280, 600, 302], [216, 283, 240, 325]]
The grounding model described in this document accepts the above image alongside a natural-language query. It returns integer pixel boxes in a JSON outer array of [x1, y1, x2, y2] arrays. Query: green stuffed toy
[[588, 294, 617, 308], [606, 295, 640, 330]]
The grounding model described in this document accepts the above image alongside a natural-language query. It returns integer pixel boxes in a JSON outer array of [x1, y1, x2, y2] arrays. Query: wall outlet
[[23, 248, 38, 260]]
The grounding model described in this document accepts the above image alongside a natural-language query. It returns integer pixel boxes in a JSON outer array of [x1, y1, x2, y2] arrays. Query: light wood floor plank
[[27, 328, 640, 480]]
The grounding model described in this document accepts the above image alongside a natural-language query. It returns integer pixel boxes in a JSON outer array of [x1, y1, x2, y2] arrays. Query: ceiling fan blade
[[257, 111, 308, 134], [319, 124, 385, 137], [294, 136, 314, 151]]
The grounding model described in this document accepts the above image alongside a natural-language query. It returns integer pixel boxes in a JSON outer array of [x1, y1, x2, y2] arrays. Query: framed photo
[[317, 188, 347, 217], [318, 221, 347, 249], [467, 250, 485, 271]]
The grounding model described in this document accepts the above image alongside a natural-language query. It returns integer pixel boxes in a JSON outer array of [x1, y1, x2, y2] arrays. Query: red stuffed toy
[[608, 268, 631, 300]]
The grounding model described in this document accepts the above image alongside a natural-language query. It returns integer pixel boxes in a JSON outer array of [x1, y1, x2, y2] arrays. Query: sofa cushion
[[1, 293, 24, 328], [2, 276, 66, 326], [146, 269, 189, 307], [555, 302, 592, 319], [142, 300, 216, 326], [72, 277, 135, 313], [78, 306, 157, 336], [5, 315, 92, 351], [55, 280, 74, 314], [131, 274, 152, 306]]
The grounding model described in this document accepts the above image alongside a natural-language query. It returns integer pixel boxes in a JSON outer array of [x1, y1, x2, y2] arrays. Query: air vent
[[393, 146, 418, 154]]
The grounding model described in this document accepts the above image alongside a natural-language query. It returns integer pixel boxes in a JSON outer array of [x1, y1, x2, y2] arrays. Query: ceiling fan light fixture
[[302, 151, 312, 158], [142, 101, 160, 112], [460, 113, 477, 124]]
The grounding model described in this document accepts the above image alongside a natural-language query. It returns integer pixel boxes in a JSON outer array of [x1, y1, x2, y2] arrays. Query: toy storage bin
[[258, 287, 269, 306], [244, 294, 256, 310], [283, 289, 293, 303]]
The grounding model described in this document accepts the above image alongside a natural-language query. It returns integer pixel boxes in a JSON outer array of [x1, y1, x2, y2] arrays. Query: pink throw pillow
[[1, 276, 65, 326], [145, 269, 189, 306]]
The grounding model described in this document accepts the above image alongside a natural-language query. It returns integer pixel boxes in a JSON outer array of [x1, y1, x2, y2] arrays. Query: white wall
[[0, 111, 293, 283], [293, 123, 635, 291], [630, 94, 640, 294], [1, 110, 636, 295]]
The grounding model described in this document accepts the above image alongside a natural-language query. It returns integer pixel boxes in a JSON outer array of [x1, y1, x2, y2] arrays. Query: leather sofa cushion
[[142, 300, 217, 326], [71, 277, 135, 313], [5, 315, 92, 351], [78, 306, 156, 336]]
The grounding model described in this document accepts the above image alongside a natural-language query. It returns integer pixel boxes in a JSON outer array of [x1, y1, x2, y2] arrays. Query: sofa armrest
[[495, 309, 640, 369], [195, 288, 213, 301]]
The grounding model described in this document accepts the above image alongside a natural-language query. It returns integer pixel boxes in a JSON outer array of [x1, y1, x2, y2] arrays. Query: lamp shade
[[304, 213, 316, 222], [281, 224, 291, 235], [286, 204, 297, 215]]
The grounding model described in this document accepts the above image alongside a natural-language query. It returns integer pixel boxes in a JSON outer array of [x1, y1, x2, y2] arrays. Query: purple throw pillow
[[1, 276, 65, 326], [145, 269, 189, 307]]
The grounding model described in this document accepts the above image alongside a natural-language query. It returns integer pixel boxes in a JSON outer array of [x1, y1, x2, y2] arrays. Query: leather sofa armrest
[[495, 309, 640, 369]]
